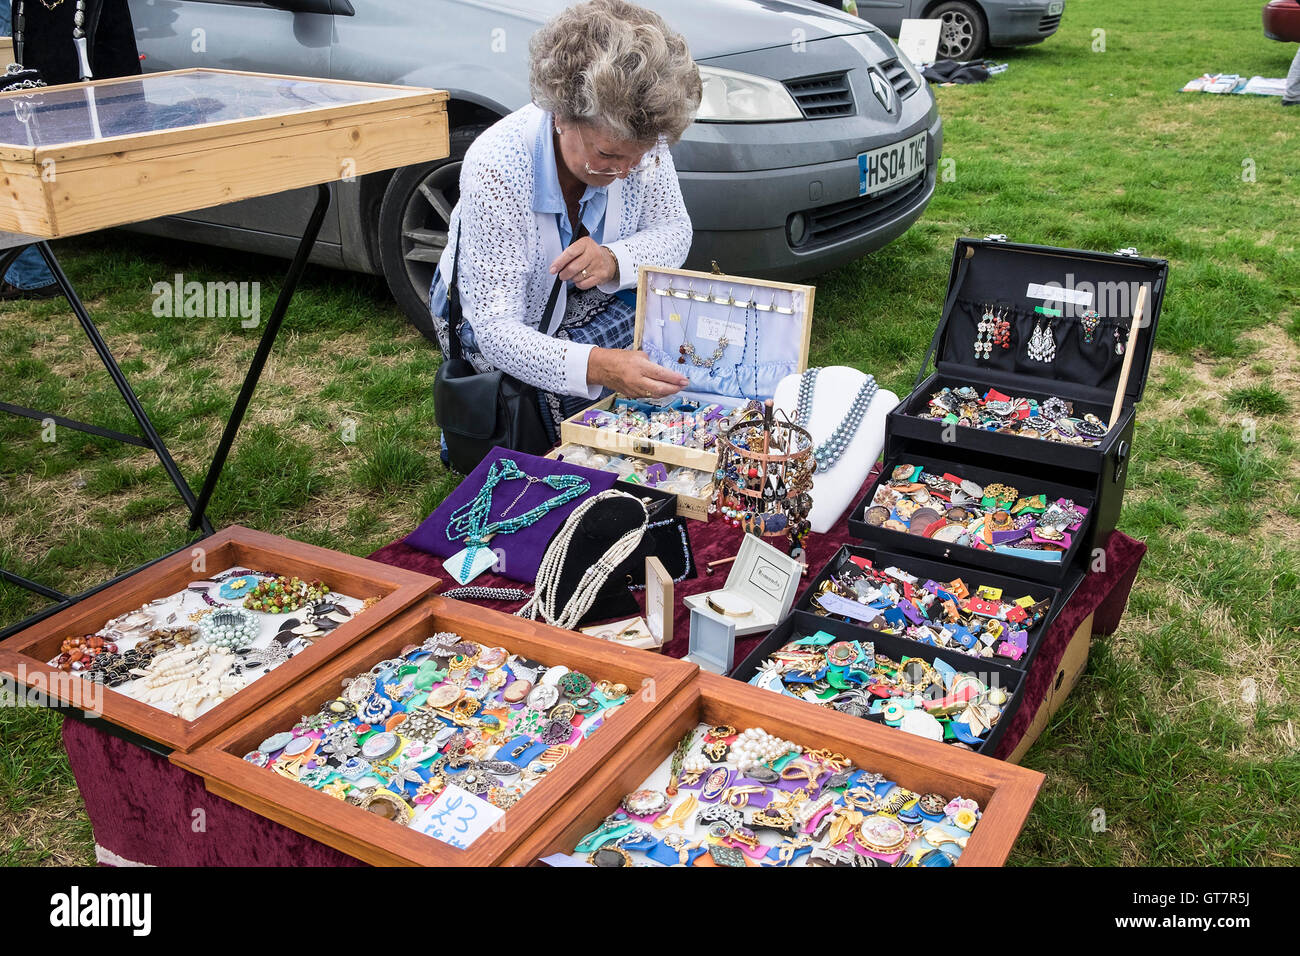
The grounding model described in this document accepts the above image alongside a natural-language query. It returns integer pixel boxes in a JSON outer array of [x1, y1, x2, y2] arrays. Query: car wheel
[[377, 124, 489, 344], [931, 1, 987, 61]]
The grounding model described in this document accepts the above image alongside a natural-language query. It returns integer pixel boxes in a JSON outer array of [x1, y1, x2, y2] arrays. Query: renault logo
[[870, 70, 894, 113]]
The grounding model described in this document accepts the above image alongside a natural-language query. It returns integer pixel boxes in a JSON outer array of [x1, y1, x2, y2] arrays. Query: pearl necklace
[[517, 491, 648, 631], [793, 368, 879, 473]]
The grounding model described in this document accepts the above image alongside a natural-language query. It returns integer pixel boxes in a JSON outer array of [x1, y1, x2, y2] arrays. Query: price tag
[[694, 315, 745, 343], [411, 784, 505, 849], [815, 592, 882, 624]]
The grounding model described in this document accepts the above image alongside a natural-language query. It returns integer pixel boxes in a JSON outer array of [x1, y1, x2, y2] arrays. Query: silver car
[[850, 0, 1066, 61], [127, 0, 941, 339]]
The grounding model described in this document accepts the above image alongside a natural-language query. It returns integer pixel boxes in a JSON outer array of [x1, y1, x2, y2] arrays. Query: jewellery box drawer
[[0, 525, 436, 753], [849, 444, 1095, 585], [795, 544, 1067, 674], [503, 672, 1044, 867], [546, 444, 712, 521], [730, 610, 1025, 756], [560, 394, 726, 474], [891, 370, 1136, 473], [169, 596, 697, 866]]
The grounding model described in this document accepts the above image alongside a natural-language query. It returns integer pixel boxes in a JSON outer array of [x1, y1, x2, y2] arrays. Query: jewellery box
[[888, 237, 1168, 553], [503, 672, 1044, 867], [0, 526, 435, 752], [682, 533, 803, 638], [730, 610, 1026, 756], [559, 265, 815, 475], [546, 443, 713, 521], [170, 596, 698, 866], [794, 544, 1081, 675]]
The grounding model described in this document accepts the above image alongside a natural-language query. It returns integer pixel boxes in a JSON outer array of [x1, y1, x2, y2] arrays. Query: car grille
[[784, 73, 855, 118], [1038, 13, 1062, 33], [798, 174, 929, 249], [880, 59, 918, 100]]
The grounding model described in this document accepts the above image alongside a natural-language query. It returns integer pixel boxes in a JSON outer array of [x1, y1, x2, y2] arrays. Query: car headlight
[[695, 65, 802, 122]]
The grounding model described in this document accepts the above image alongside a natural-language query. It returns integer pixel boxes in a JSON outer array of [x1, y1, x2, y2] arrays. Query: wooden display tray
[[170, 596, 699, 867], [546, 444, 712, 521], [0, 68, 449, 238], [0, 526, 436, 752], [0, 37, 12, 66], [504, 671, 1044, 866], [559, 265, 814, 474]]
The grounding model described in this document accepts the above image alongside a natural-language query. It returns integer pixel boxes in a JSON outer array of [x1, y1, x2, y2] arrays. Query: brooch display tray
[[0, 526, 436, 752], [504, 672, 1044, 867], [170, 596, 698, 867]]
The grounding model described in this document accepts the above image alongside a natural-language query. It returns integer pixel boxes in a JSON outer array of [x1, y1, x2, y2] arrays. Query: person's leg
[[1285, 45, 1300, 106], [2, 246, 59, 296]]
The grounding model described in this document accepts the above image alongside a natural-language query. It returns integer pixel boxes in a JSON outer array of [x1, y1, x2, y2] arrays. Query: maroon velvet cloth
[[61, 718, 362, 866]]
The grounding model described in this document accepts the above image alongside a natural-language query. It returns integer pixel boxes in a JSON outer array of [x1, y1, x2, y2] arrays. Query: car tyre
[[377, 123, 490, 345], [931, 1, 987, 61]]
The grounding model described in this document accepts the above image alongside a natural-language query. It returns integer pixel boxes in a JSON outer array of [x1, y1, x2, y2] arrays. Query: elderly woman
[[430, 0, 700, 444]]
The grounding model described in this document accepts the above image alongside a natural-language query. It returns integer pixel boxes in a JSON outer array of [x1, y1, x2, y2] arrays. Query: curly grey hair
[[529, 0, 702, 145]]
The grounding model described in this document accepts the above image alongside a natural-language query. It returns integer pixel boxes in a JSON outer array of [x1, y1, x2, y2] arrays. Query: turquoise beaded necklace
[[445, 459, 590, 580]]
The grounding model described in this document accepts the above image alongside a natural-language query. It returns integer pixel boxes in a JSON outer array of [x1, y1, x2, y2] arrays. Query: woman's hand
[[588, 347, 689, 399], [550, 237, 618, 290]]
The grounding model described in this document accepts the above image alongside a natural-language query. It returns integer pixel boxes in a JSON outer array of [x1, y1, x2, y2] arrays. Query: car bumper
[[678, 112, 942, 280], [986, 2, 1064, 47]]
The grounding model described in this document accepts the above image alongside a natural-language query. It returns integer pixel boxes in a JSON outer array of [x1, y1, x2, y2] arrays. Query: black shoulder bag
[[433, 226, 564, 473]]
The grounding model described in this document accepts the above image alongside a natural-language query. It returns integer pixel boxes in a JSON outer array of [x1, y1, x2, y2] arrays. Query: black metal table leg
[[188, 183, 332, 532], [32, 241, 213, 536]]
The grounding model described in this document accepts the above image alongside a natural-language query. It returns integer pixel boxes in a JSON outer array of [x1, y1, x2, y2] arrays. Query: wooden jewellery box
[[0, 526, 435, 752], [170, 596, 698, 867], [503, 672, 1045, 866], [559, 265, 815, 476]]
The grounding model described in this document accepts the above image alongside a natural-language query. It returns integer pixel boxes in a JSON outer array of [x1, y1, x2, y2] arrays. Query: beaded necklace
[[445, 459, 590, 581], [794, 368, 879, 473]]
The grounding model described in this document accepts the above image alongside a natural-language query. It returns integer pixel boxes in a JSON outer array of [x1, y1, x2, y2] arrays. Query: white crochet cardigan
[[434, 104, 693, 398]]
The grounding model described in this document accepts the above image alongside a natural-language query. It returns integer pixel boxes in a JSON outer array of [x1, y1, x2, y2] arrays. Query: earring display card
[[505, 672, 1045, 867], [682, 534, 803, 637], [170, 596, 698, 867], [0, 526, 436, 752], [731, 611, 1025, 755]]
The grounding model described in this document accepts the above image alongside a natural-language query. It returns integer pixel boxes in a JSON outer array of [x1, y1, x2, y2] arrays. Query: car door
[[127, 0, 342, 247], [853, 0, 913, 35]]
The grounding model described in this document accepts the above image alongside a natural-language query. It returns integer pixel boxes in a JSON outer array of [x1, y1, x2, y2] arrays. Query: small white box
[[682, 534, 802, 637]]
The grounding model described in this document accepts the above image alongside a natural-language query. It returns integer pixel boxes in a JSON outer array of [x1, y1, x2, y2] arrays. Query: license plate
[[1048, 1, 1063, 14], [858, 133, 926, 197]]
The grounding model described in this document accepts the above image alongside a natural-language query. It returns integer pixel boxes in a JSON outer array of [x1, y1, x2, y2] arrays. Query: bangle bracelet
[[706, 592, 753, 618], [601, 245, 619, 281]]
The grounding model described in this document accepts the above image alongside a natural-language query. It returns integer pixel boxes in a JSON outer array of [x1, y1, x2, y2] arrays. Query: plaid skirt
[[430, 273, 636, 443]]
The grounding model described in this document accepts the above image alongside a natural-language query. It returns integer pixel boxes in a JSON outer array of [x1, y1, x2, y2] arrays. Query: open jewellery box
[[170, 596, 697, 866], [503, 672, 1044, 867], [559, 265, 815, 476], [888, 237, 1168, 550], [794, 544, 1084, 676], [0, 526, 436, 753], [730, 610, 1026, 756]]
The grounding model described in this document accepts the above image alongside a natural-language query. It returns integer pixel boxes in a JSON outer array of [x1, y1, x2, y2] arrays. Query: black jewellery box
[[793, 544, 1084, 676], [885, 237, 1168, 555], [729, 610, 1025, 755]]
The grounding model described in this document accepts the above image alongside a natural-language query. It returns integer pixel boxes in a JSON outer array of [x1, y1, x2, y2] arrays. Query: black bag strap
[[912, 251, 973, 392], [446, 221, 564, 361]]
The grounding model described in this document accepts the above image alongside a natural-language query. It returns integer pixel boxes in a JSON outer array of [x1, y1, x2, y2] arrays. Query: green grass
[[2, 0, 1299, 865]]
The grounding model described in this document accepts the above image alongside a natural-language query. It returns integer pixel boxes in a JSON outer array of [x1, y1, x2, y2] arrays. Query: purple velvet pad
[[646, 463, 669, 484], [404, 447, 617, 584], [990, 528, 1030, 546], [898, 599, 923, 625]]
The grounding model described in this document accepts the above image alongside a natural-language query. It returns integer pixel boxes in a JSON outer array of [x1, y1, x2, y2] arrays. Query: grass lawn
[[2, 0, 1298, 866]]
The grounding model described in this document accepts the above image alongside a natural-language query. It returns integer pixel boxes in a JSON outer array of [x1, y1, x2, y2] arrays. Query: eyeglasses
[[572, 124, 659, 178]]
